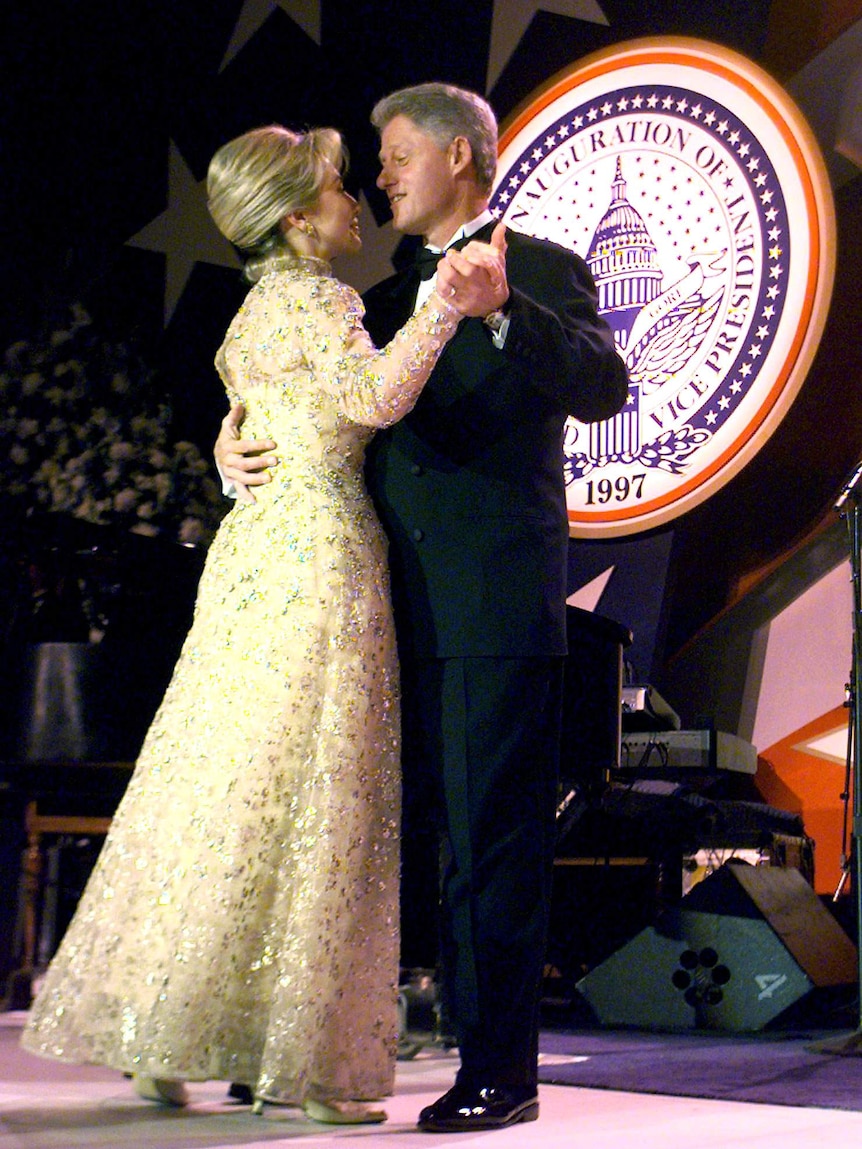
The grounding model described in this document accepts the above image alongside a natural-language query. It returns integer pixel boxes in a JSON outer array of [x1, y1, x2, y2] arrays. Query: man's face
[[376, 115, 460, 242]]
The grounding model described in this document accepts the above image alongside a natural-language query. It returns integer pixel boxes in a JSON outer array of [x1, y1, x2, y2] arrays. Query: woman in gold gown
[[21, 124, 464, 1124]]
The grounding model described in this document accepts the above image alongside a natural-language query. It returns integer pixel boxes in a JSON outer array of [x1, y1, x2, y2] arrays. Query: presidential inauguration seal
[[491, 37, 835, 537]]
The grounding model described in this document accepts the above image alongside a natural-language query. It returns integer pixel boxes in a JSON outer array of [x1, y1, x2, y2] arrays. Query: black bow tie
[[414, 246, 446, 280], [413, 231, 486, 280]]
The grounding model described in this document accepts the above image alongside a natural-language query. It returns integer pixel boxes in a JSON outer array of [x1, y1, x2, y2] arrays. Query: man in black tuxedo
[[216, 82, 628, 1132]]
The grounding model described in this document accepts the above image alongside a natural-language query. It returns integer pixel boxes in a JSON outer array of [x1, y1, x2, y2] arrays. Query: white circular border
[[494, 37, 836, 538]]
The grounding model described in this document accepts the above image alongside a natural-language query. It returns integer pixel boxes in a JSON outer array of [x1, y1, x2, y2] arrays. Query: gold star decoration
[[126, 141, 241, 326], [487, 0, 608, 91], [220, 0, 321, 71]]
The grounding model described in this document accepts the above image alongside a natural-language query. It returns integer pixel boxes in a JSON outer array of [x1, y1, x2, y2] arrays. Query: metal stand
[[808, 462, 862, 1054]]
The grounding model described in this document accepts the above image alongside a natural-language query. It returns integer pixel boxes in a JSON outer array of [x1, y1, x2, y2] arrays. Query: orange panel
[[757, 705, 850, 896]]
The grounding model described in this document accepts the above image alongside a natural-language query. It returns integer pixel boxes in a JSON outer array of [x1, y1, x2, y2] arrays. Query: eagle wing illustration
[[628, 285, 724, 394]]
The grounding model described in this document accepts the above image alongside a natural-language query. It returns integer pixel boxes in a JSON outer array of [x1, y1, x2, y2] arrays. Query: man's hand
[[214, 404, 279, 505], [436, 221, 509, 318]]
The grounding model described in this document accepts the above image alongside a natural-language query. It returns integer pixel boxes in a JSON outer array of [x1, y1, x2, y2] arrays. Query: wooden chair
[[13, 800, 112, 1006]]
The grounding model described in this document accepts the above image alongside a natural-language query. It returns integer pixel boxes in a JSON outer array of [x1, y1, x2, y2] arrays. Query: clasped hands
[[215, 222, 508, 503], [435, 219, 509, 317]]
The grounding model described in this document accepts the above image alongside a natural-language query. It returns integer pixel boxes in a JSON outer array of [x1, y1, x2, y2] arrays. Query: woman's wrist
[[431, 287, 466, 318]]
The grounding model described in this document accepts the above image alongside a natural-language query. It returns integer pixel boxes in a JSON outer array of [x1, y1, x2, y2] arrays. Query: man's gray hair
[[371, 82, 498, 194]]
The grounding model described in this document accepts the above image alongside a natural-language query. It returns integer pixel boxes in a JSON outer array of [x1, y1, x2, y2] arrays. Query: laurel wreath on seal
[[564, 423, 713, 485]]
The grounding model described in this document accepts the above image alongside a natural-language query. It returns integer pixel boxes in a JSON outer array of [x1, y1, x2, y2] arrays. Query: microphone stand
[[808, 460, 862, 1054]]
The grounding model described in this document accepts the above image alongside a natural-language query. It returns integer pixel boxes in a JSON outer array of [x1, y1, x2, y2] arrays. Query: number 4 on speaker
[[755, 973, 789, 1000]]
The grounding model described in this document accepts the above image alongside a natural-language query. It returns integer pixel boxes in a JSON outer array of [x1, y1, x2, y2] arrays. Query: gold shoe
[[303, 1098, 387, 1124], [133, 1074, 189, 1107]]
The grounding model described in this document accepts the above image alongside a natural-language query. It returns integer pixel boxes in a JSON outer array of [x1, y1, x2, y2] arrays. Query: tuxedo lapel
[[362, 266, 418, 346]]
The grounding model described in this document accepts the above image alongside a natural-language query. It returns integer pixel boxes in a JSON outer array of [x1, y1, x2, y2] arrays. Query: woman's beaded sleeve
[[228, 272, 460, 429]]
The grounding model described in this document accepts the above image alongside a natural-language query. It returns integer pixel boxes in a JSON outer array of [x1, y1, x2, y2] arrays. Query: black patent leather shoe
[[418, 1082, 539, 1132]]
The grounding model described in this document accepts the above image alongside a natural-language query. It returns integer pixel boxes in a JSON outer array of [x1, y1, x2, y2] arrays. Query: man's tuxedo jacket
[[362, 225, 629, 661]]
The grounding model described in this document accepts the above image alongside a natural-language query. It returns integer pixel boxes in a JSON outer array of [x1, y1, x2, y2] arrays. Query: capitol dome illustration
[[587, 157, 662, 351]]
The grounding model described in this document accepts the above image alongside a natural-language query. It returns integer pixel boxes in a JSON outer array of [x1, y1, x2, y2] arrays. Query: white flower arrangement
[[1, 303, 224, 547]]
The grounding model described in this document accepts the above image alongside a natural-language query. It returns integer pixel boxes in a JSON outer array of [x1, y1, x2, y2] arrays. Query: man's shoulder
[[505, 227, 584, 267], [503, 228, 592, 300]]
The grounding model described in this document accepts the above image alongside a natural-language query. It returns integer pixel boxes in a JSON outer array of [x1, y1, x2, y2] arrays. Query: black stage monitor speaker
[[576, 862, 858, 1031]]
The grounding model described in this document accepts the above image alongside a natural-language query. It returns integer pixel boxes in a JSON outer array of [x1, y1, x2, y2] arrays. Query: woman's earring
[[306, 222, 318, 239]]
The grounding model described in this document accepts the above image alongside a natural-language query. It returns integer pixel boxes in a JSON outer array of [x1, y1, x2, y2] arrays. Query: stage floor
[[5, 1011, 862, 1148]]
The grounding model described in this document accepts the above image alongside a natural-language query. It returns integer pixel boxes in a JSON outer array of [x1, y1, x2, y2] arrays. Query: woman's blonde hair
[[207, 124, 346, 282]]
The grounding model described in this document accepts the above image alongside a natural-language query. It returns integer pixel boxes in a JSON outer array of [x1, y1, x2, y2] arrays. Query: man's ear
[[448, 135, 474, 177]]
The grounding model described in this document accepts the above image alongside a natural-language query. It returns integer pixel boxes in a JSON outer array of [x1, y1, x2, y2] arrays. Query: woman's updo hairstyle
[[207, 124, 346, 282]]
